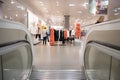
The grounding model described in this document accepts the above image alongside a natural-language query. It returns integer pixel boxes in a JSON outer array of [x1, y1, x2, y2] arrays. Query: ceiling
[[1, 0, 107, 27], [1, 0, 27, 24], [17, 0, 99, 26]]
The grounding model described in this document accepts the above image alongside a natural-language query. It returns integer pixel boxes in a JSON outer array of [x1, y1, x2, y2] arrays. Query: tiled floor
[[30, 41, 85, 80], [33, 41, 83, 70]]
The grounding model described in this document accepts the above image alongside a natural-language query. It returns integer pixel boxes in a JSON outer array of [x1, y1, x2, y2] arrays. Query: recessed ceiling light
[[69, 4, 75, 7], [82, 2, 88, 9], [39, 1, 43, 4], [113, 9, 117, 12], [11, 0, 15, 4], [114, 13, 119, 15], [77, 11, 82, 13], [21, 7, 25, 10], [118, 7, 120, 10], [17, 6, 25, 10], [5, 16, 8, 18], [56, 1, 59, 6], [41, 3, 44, 6], [16, 14, 18, 17]]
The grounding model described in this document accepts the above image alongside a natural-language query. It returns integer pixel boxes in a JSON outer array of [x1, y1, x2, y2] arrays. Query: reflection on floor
[[30, 41, 85, 80]]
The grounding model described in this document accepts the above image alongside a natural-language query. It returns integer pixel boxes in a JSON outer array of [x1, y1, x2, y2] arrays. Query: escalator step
[[29, 70, 86, 80]]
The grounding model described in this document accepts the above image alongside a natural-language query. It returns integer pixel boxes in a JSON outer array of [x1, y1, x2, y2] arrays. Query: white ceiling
[[1, 0, 27, 24], [17, 0, 99, 26], [1, 0, 106, 27]]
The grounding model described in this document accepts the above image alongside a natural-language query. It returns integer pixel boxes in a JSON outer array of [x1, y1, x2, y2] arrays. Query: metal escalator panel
[[110, 58, 120, 80], [84, 43, 111, 80], [0, 41, 33, 80], [82, 19, 120, 80], [29, 70, 86, 80], [84, 42, 120, 80], [0, 19, 34, 80]]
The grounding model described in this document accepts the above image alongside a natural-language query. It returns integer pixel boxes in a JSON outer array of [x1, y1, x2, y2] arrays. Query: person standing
[[35, 27, 41, 40], [42, 27, 47, 45], [36, 22, 41, 40]]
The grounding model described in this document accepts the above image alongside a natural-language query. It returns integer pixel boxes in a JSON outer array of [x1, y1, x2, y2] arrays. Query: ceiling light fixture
[[39, 1, 44, 6], [39, 1, 43, 4], [41, 3, 44, 6], [5, 16, 8, 18], [16, 14, 18, 17], [82, 2, 88, 9], [11, 0, 15, 4], [77, 11, 82, 13], [17, 6, 25, 10], [69, 4, 75, 7], [113, 9, 117, 12], [56, 1, 59, 6], [114, 13, 119, 15]]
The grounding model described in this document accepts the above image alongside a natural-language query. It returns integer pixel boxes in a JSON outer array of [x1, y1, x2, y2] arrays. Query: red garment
[[64, 30, 68, 39], [50, 28, 54, 46], [75, 23, 81, 38]]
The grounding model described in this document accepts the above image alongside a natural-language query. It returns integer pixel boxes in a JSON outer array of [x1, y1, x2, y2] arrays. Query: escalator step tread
[[29, 70, 86, 80]]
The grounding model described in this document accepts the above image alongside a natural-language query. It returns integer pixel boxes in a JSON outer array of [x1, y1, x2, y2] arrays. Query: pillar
[[64, 15, 70, 29]]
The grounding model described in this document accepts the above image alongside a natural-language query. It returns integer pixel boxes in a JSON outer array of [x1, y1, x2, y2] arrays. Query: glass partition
[[85, 45, 111, 80], [84, 42, 120, 80], [110, 58, 120, 80], [2, 45, 32, 80]]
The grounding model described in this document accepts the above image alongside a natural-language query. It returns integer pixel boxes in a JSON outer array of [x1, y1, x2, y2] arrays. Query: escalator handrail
[[83, 41, 120, 80], [0, 19, 33, 79], [0, 40, 33, 79], [86, 41, 120, 61], [82, 19, 120, 29], [0, 19, 34, 57], [0, 40, 30, 55]]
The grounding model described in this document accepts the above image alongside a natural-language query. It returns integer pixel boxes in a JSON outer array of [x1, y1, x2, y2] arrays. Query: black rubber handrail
[[88, 41, 120, 50], [0, 40, 30, 48]]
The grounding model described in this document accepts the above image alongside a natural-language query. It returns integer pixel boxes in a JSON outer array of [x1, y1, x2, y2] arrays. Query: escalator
[[0, 19, 33, 80], [30, 70, 85, 80], [83, 19, 120, 80], [0, 19, 120, 80], [0, 19, 86, 80]]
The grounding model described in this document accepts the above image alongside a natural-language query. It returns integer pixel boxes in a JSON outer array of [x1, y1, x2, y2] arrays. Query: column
[[64, 15, 70, 29]]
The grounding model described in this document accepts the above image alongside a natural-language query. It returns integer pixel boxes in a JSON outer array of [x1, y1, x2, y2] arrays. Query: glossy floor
[[30, 41, 85, 80]]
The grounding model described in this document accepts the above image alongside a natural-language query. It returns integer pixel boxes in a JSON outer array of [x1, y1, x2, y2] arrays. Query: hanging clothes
[[64, 30, 68, 40], [75, 23, 81, 39], [50, 28, 54, 46]]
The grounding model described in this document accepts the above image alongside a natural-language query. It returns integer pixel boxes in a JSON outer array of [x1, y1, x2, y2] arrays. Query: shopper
[[95, 16, 105, 24], [42, 27, 47, 45], [35, 27, 41, 40]]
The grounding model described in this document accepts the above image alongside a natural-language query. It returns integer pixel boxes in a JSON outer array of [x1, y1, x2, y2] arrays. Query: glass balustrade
[[84, 42, 120, 80]]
